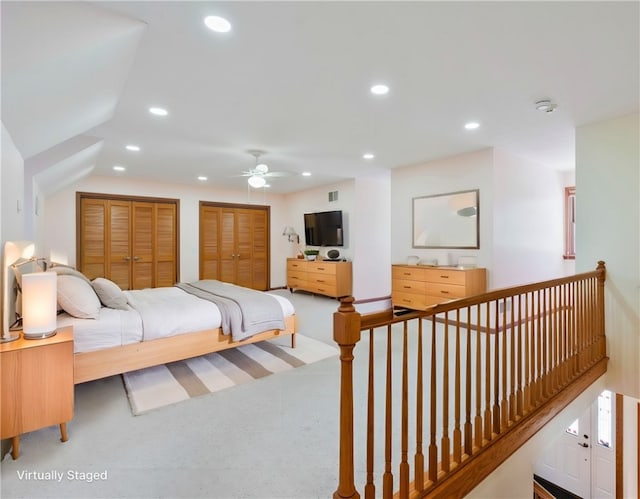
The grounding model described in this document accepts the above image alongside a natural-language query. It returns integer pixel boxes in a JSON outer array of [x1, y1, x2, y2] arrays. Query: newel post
[[596, 261, 607, 356], [333, 296, 362, 499]]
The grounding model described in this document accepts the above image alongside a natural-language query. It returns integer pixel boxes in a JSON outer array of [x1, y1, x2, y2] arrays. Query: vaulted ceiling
[[2, 1, 638, 194]]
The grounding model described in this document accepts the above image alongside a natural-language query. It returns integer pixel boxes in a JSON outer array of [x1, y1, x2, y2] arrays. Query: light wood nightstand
[[1, 326, 74, 459]]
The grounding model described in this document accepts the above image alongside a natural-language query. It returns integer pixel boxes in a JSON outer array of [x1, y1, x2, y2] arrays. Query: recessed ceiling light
[[464, 122, 480, 130], [363, 153, 375, 160], [204, 15, 231, 33], [149, 107, 168, 116], [302, 172, 312, 177], [370, 84, 389, 96], [197, 176, 208, 181], [125, 144, 140, 152], [113, 165, 126, 172]]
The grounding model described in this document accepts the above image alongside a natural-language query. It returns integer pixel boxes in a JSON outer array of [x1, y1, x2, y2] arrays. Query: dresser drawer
[[307, 273, 337, 287], [392, 278, 427, 294], [427, 282, 466, 300], [392, 291, 428, 311], [392, 266, 427, 281], [287, 260, 306, 271], [308, 282, 338, 296], [308, 262, 337, 275], [423, 268, 467, 286]]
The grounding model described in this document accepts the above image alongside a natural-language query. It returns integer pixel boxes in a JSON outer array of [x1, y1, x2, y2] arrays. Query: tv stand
[[286, 258, 352, 298]]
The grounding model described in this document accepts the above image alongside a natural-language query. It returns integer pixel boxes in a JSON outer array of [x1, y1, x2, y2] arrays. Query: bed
[[2, 241, 297, 385]]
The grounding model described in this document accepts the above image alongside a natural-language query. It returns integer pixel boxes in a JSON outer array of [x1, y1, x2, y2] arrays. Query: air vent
[[328, 191, 338, 202]]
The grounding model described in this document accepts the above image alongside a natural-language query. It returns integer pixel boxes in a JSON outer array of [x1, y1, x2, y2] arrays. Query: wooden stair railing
[[334, 262, 608, 499]]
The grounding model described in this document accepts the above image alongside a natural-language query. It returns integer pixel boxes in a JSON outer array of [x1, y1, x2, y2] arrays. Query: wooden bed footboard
[[74, 314, 298, 384]]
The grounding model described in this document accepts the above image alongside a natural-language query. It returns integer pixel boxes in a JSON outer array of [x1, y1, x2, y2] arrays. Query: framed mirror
[[412, 189, 479, 249]]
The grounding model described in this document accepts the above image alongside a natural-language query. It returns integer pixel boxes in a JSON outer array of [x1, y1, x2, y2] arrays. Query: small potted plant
[[303, 249, 320, 261]]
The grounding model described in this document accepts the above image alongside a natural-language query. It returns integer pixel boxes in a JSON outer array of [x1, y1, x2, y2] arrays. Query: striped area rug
[[122, 335, 337, 415]]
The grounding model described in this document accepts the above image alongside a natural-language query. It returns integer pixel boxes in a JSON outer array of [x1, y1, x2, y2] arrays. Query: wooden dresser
[[287, 258, 352, 298], [392, 265, 487, 311]]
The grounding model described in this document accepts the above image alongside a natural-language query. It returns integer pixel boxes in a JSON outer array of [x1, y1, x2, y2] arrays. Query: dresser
[[287, 258, 352, 298], [392, 265, 487, 311], [1, 327, 74, 459]]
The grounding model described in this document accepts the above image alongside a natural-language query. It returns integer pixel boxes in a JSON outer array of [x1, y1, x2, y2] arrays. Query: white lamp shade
[[22, 271, 57, 338], [248, 175, 266, 188]]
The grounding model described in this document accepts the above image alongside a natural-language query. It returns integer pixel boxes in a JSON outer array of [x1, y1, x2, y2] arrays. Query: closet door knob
[[124, 256, 131, 261], [133, 256, 140, 261]]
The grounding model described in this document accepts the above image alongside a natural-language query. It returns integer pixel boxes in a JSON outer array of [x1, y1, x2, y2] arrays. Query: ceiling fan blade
[[265, 171, 291, 177]]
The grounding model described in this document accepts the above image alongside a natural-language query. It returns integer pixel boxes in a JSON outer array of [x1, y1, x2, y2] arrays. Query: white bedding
[[59, 286, 295, 354]]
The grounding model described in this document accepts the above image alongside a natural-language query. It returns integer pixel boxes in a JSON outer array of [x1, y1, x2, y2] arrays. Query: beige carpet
[[122, 334, 337, 415]]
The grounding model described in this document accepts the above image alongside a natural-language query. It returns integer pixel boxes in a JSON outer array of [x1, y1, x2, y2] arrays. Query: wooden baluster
[[523, 292, 531, 414], [493, 300, 501, 435], [541, 288, 548, 400], [560, 284, 567, 387], [577, 280, 584, 372], [365, 329, 375, 499], [442, 313, 451, 473], [501, 298, 509, 428], [483, 301, 492, 442], [516, 294, 524, 419], [383, 325, 393, 498], [464, 306, 473, 456], [550, 286, 557, 393], [474, 304, 483, 449], [333, 296, 362, 499], [453, 310, 462, 464], [414, 319, 425, 492], [534, 290, 541, 406], [509, 296, 516, 423], [570, 281, 578, 378], [399, 323, 409, 498], [428, 317, 438, 482]]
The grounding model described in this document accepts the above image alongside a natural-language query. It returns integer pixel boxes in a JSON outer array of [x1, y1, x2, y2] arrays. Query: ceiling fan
[[240, 150, 291, 188]]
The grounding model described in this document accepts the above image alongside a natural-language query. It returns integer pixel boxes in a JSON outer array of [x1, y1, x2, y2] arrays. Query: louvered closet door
[[198, 202, 270, 290], [79, 198, 108, 280], [131, 202, 153, 290], [219, 208, 237, 283], [108, 200, 132, 290], [236, 209, 267, 290], [78, 193, 179, 290], [155, 203, 177, 287], [200, 206, 221, 280]]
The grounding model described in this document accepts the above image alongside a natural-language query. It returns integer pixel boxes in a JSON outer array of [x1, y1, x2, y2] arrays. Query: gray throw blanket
[[176, 280, 285, 342]]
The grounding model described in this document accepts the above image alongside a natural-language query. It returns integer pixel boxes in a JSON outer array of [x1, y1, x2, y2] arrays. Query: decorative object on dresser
[[392, 264, 486, 311], [412, 189, 480, 249], [303, 249, 320, 261], [1, 327, 74, 459], [287, 258, 352, 298]]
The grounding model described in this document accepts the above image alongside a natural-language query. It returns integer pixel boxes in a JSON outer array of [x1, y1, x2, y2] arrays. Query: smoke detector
[[535, 99, 557, 113]]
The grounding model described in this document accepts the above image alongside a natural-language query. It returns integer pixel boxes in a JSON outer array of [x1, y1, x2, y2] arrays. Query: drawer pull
[[317, 280, 325, 283], [317, 267, 325, 271], [441, 290, 450, 294], [403, 272, 411, 276], [440, 275, 449, 279], [403, 285, 411, 289]]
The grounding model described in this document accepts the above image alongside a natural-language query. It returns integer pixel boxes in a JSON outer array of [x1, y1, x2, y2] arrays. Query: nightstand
[[1, 326, 74, 459]]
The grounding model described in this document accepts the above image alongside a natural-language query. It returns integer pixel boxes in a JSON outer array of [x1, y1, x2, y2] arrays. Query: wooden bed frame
[[74, 314, 297, 384]]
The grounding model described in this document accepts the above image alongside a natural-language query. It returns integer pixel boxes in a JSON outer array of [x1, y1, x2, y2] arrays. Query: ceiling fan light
[[255, 163, 269, 174], [248, 175, 266, 188]]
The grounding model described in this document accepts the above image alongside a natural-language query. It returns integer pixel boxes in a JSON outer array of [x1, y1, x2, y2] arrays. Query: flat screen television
[[304, 210, 344, 247]]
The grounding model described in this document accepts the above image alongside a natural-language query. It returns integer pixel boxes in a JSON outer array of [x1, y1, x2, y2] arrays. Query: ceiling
[[2, 1, 639, 195]]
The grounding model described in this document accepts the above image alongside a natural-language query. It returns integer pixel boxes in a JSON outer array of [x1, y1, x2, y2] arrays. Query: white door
[[534, 390, 615, 498]]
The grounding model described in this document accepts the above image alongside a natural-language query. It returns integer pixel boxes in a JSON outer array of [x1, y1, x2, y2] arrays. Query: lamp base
[[23, 330, 57, 340], [0, 333, 21, 343]]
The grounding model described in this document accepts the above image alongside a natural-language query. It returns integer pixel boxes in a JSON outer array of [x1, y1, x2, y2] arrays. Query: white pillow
[[57, 275, 101, 319], [91, 278, 128, 310]]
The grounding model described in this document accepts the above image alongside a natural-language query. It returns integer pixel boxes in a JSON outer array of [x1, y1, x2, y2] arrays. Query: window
[[597, 390, 613, 448], [564, 186, 576, 259]]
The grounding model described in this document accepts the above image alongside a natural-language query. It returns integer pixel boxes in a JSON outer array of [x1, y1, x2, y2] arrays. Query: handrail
[[333, 262, 608, 499]]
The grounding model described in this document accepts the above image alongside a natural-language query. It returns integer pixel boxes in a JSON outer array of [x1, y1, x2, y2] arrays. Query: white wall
[[390, 149, 495, 284], [1, 122, 25, 244], [575, 112, 639, 401], [492, 149, 570, 288], [44, 175, 291, 288], [283, 179, 355, 261]]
